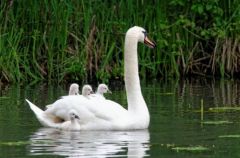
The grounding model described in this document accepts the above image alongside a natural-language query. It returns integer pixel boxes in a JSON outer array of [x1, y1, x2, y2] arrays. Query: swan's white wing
[[86, 99, 128, 121], [45, 96, 128, 124], [26, 99, 62, 128], [45, 96, 94, 121]]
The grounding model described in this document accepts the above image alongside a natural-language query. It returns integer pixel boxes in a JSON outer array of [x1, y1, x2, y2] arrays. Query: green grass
[[0, 0, 240, 83]]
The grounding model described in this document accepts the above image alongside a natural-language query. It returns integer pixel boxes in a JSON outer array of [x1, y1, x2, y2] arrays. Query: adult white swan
[[26, 26, 156, 130]]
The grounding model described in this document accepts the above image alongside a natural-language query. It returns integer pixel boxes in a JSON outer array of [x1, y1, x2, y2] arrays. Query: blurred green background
[[0, 0, 240, 84]]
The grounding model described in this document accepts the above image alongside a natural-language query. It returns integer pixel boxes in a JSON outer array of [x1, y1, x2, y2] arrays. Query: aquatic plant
[[0, 0, 240, 83], [172, 145, 210, 152], [209, 107, 240, 112], [202, 120, 233, 125], [0, 141, 30, 146], [219, 135, 240, 138]]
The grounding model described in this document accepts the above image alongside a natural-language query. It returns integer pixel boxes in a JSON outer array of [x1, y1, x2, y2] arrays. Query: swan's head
[[69, 110, 80, 120], [97, 84, 111, 95], [69, 83, 79, 95], [126, 26, 156, 48], [82, 85, 93, 97]]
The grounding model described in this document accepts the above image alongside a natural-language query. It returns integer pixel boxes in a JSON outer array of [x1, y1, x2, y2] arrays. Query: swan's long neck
[[124, 35, 149, 117]]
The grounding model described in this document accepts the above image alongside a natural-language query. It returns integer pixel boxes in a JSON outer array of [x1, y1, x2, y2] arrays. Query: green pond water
[[1, 79, 240, 158]]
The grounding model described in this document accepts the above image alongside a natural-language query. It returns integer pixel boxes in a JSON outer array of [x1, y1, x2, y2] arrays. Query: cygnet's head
[[69, 110, 80, 120], [126, 26, 156, 48], [69, 83, 79, 95], [97, 84, 111, 95], [82, 85, 93, 97]]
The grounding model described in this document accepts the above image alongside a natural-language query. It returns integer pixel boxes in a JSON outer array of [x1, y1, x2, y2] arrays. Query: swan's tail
[[25, 99, 60, 128]]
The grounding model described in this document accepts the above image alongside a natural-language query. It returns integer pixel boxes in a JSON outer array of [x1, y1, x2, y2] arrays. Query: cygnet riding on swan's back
[[91, 84, 111, 99], [81, 85, 93, 99], [26, 26, 156, 130], [47, 84, 92, 109], [68, 83, 80, 95], [97, 84, 111, 95], [45, 83, 80, 109]]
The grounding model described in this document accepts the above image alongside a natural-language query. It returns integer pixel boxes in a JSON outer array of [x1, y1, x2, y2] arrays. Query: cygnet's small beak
[[144, 36, 156, 49], [74, 115, 80, 120], [108, 89, 112, 94]]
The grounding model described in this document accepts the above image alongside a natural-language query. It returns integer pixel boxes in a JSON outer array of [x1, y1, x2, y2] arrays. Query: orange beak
[[144, 36, 156, 49]]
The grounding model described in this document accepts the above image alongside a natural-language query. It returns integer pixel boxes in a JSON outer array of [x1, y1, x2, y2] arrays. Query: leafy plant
[[0, 0, 240, 83]]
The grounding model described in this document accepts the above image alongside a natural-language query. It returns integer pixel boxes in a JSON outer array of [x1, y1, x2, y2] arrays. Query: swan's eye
[[142, 31, 147, 37]]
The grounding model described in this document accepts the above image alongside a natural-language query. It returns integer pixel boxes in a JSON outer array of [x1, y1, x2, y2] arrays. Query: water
[[1, 79, 240, 158]]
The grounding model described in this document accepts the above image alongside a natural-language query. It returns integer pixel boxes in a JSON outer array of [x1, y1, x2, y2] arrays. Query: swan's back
[[45, 96, 128, 126]]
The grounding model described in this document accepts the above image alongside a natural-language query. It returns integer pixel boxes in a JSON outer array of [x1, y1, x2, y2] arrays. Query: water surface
[[1, 79, 240, 157]]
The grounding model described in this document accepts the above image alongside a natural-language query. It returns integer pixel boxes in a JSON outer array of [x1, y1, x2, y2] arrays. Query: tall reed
[[0, 0, 240, 84]]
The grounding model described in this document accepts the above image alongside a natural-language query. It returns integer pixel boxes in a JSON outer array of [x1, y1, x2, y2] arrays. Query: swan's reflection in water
[[28, 128, 150, 158]]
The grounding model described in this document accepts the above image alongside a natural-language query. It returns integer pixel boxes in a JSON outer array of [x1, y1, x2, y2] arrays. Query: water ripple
[[28, 128, 150, 158]]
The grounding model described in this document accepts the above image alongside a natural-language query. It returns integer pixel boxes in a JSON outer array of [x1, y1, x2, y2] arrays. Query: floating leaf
[[202, 120, 233, 125], [0, 141, 30, 146], [172, 146, 209, 152], [0, 96, 10, 100], [219, 135, 240, 138], [209, 107, 240, 112], [166, 143, 175, 148], [158, 92, 174, 96]]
